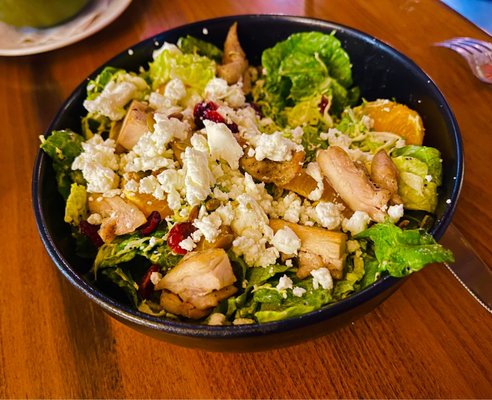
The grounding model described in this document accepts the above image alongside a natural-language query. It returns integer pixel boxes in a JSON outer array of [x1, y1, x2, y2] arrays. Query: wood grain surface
[[0, 0, 491, 398]]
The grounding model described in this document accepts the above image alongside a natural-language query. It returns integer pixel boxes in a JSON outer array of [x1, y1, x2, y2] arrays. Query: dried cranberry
[[319, 95, 329, 114], [193, 101, 240, 132], [226, 121, 239, 133], [79, 220, 104, 248], [138, 265, 160, 300], [138, 211, 161, 236], [167, 222, 197, 255]]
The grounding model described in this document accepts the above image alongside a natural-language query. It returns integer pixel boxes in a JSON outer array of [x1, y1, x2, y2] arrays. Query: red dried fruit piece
[[193, 101, 238, 132], [167, 222, 197, 255], [79, 220, 104, 248], [226, 121, 239, 133], [138, 265, 160, 300], [138, 211, 161, 236], [319, 95, 329, 114], [194, 101, 220, 128]]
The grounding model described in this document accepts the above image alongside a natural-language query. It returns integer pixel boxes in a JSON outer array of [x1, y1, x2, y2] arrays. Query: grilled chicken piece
[[123, 191, 173, 219], [270, 219, 346, 278], [296, 251, 325, 279], [155, 248, 237, 319], [194, 226, 235, 252], [240, 150, 305, 186], [370, 150, 402, 204], [281, 170, 352, 217], [88, 194, 147, 243], [160, 291, 210, 319], [217, 22, 249, 86], [114, 100, 152, 151], [160, 287, 237, 319], [317, 146, 391, 222]]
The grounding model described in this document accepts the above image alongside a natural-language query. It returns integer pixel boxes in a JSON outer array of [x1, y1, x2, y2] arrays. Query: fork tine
[[440, 37, 492, 54], [461, 38, 492, 52], [434, 37, 492, 84]]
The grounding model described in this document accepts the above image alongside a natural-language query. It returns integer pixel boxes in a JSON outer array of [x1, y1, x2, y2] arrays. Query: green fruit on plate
[[0, 0, 91, 28]]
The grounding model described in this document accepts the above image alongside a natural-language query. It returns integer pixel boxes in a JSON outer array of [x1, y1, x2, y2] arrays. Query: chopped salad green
[[40, 25, 453, 325]]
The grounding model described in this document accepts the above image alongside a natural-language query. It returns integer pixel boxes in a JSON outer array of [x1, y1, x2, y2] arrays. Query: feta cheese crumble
[[311, 268, 333, 290], [250, 131, 302, 162], [182, 147, 215, 207], [83, 74, 148, 121], [204, 120, 244, 169], [387, 203, 404, 223], [72, 134, 120, 193], [271, 227, 301, 256], [342, 211, 371, 235], [276, 275, 294, 291]]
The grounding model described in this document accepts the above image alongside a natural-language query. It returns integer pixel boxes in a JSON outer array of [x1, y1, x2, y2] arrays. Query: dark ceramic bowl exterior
[[32, 15, 463, 351]]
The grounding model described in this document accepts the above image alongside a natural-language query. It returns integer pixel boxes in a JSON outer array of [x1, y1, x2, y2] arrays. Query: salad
[[40, 23, 454, 324]]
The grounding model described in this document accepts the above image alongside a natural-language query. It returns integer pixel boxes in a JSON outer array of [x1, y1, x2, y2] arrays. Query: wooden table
[[1, 0, 491, 397]]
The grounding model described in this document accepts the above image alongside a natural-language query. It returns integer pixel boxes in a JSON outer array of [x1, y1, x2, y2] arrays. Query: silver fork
[[434, 37, 492, 84]]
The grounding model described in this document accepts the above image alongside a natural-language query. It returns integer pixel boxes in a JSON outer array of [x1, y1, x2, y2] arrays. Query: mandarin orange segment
[[357, 99, 425, 145]]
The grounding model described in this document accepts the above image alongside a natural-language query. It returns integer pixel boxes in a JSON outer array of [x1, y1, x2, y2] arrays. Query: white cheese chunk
[[311, 268, 333, 290], [342, 210, 371, 235], [271, 227, 301, 256], [250, 131, 303, 162], [72, 134, 120, 193], [204, 120, 243, 170], [83, 74, 148, 121], [182, 147, 215, 207], [387, 203, 404, 223]]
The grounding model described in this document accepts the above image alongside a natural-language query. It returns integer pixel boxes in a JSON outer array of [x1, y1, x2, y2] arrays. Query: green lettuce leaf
[[149, 49, 215, 92], [64, 183, 87, 226], [356, 222, 454, 277], [392, 153, 439, 212], [81, 113, 114, 139], [177, 35, 223, 63], [99, 267, 139, 306], [257, 31, 358, 122], [86, 66, 126, 101], [246, 264, 292, 288], [255, 304, 318, 323], [40, 129, 85, 199], [332, 250, 366, 299], [254, 279, 332, 323], [392, 145, 442, 185], [93, 230, 182, 275]]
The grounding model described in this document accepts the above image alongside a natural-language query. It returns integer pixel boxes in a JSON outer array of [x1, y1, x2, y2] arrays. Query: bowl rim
[[32, 14, 463, 338]]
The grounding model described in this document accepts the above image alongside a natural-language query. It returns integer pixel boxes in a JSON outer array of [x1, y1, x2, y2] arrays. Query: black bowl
[[32, 15, 463, 351]]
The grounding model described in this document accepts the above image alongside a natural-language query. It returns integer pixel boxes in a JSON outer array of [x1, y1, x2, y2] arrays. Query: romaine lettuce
[[392, 146, 442, 212], [392, 145, 442, 185], [177, 35, 223, 63], [356, 223, 454, 277], [86, 66, 126, 101], [257, 31, 358, 122], [40, 129, 85, 199], [64, 183, 87, 226], [94, 230, 182, 275], [100, 267, 139, 306], [149, 49, 216, 93], [254, 278, 332, 323]]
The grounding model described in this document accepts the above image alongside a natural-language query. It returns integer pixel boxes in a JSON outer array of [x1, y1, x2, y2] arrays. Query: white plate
[[0, 0, 132, 56]]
